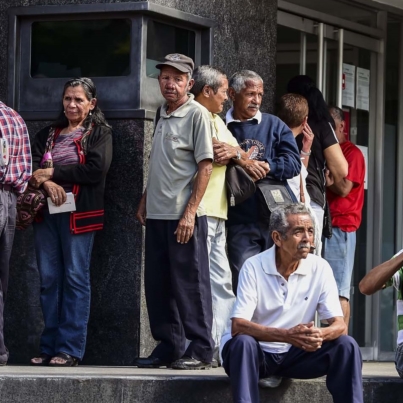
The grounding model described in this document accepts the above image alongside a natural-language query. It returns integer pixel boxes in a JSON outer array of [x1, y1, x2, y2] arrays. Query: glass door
[[276, 11, 320, 100], [277, 11, 385, 361]]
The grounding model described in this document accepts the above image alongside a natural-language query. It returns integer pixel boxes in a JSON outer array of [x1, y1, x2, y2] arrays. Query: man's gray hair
[[229, 70, 263, 93], [269, 204, 314, 239], [191, 65, 226, 96], [329, 105, 345, 122]]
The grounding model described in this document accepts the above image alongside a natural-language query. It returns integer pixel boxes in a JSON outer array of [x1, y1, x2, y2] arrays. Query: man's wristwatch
[[233, 150, 241, 160]]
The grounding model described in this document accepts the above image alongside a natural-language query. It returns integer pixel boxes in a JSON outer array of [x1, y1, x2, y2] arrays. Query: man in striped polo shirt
[[359, 250, 403, 377]]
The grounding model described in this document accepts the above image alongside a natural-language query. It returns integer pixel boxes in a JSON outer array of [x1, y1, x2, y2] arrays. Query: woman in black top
[[29, 78, 112, 367], [287, 75, 347, 253]]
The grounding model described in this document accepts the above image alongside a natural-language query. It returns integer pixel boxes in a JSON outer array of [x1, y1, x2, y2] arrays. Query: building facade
[[1, 0, 402, 363], [1, 0, 278, 364]]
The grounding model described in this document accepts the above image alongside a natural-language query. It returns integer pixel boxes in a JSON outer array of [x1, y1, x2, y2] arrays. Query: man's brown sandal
[[48, 352, 79, 367], [30, 353, 52, 366]]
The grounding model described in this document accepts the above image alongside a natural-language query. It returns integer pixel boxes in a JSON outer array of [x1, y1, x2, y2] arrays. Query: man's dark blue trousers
[[222, 334, 363, 403]]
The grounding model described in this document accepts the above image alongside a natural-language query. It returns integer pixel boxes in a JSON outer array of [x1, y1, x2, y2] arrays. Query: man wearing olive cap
[[136, 54, 215, 370]]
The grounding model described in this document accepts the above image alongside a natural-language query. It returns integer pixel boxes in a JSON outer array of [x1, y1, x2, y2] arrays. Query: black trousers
[[144, 217, 214, 363]]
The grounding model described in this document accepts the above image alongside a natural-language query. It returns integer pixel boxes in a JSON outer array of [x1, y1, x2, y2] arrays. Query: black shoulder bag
[[312, 153, 332, 239], [225, 164, 256, 207]]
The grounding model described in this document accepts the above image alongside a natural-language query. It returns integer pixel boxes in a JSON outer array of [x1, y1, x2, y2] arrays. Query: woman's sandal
[[48, 352, 79, 367], [31, 353, 52, 366]]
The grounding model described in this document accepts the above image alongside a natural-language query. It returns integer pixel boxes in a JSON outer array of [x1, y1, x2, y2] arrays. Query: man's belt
[[0, 184, 13, 192]]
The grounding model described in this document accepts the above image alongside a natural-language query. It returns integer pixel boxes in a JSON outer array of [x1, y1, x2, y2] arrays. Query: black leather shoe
[[171, 356, 212, 370], [133, 355, 171, 368]]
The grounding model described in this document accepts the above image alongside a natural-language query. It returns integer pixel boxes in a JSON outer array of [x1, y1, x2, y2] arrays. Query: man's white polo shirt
[[220, 245, 342, 355]]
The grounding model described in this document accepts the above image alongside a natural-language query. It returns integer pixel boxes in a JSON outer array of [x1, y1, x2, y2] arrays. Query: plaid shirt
[[0, 101, 32, 194]]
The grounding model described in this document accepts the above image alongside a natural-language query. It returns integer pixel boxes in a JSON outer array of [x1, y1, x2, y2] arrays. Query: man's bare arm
[[231, 318, 287, 342], [328, 177, 354, 198], [231, 318, 323, 352], [359, 251, 403, 295], [323, 144, 348, 183], [320, 316, 347, 340], [174, 159, 212, 244], [136, 190, 147, 226]]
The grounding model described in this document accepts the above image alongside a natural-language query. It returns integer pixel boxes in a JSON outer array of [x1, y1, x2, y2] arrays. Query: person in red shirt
[[322, 106, 365, 329]]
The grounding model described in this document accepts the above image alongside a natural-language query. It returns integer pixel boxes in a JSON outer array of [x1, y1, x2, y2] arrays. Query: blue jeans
[[322, 227, 356, 300], [33, 211, 95, 360], [396, 342, 403, 378]]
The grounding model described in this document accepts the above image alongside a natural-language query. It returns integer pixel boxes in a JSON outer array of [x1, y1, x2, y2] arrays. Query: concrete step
[[0, 363, 400, 402]]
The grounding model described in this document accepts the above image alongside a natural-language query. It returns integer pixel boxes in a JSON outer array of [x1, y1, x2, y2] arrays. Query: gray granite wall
[[149, 0, 278, 113], [0, 0, 277, 364]]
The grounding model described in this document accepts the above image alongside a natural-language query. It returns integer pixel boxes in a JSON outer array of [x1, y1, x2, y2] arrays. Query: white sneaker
[[258, 376, 282, 388]]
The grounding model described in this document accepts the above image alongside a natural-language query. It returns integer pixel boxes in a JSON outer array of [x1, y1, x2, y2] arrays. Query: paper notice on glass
[[48, 192, 76, 214], [356, 68, 370, 111], [356, 145, 368, 190], [342, 64, 355, 108]]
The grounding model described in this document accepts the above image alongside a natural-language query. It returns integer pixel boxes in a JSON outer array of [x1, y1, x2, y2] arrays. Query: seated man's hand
[[213, 138, 238, 165], [244, 160, 270, 181], [286, 321, 323, 352]]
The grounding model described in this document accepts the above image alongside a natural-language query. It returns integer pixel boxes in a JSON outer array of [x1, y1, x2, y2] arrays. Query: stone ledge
[[0, 364, 400, 403]]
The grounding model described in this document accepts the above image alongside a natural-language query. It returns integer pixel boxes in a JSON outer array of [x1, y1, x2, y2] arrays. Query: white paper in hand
[[48, 192, 76, 214], [0, 137, 9, 167]]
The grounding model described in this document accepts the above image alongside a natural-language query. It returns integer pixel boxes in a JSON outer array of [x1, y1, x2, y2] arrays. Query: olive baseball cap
[[156, 54, 194, 74]]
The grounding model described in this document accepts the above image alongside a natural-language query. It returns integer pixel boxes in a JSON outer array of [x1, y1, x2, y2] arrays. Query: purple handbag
[[16, 128, 57, 230]]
